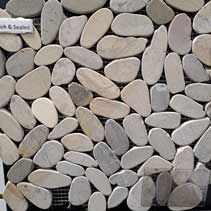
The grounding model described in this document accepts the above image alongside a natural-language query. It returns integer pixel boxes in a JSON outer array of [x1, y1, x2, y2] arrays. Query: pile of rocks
[[0, 0, 211, 210]]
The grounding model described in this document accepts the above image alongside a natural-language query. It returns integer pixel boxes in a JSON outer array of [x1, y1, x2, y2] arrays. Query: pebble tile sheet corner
[[0, 0, 211, 210]]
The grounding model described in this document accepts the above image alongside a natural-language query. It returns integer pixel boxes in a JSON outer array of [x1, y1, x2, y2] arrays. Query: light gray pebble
[[51, 58, 76, 86], [59, 16, 87, 47], [6, 48, 35, 78], [18, 125, 49, 158], [0, 75, 15, 108], [0, 49, 5, 78], [150, 83, 170, 112], [123, 113, 148, 146], [108, 187, 128, 209], [48, 117, 78, 140], [170, 94, 205, 119], [68, 82, 93, 107], [41, 0, 64, 45], [109, 170, 138, 187], [182, 54, 209, 82], [105, 119, 129, 156], [145, 112, 181, 129], [56, 161, 85, 177], [205, 102, 211, 118], [93, 142, 120, 176], [7, 158, 34, 184], [10, 95, 36, 129], [121, 146, 154, 170], [88, 192, 106, 211]]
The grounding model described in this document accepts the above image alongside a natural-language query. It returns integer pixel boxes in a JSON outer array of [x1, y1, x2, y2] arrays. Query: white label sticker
[[0, 18, 33, 34]]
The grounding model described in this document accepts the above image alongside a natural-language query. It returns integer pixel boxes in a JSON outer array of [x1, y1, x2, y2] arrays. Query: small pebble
[[88, 192, 106, 211], [0, 49, 5, 78]]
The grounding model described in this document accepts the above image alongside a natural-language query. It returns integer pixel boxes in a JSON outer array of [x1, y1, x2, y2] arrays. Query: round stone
[[59, 15, 87, 47], [6, 48, 35, 78], [51, 58, 76, 86], [80, 8, 113, 48], [32, 98, 58, 128], [111, 13, 154, 37], [15, 66, 51, 100], [104, 57, 140, 83], [33, 140, 64, 168], [168, 13, 192, 55], [10, 95, 36, 129], [88, 192, 106, 211]]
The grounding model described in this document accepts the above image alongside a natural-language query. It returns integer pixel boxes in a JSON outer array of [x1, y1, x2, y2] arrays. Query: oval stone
[[127, 177, 155, 211], [185, 83, 211, 102], [111, 13, 154, 37], [172, 118, 210, 146], [32, 98, 58, 128], [19, 125, 49, 158], [168, 13, 192, 55], [90, 97, 130, 119], [104, 57, 140, 83], [170, 94, 205, 119], [109, 170, 138, 188], [110, 0, 149, 13], [81, 8, 113, 48], [0, 49, 5, 78], [48, 117, 78, 140], [16, 66, 51, 100], [17, 182, 52, 209], [51, 58, 76, 86], [97, 35, 147, 59], [41, 0, 64, 45], [142, 25, 167, 85], [0, 109, 24, 142], [164, 52, 185, 94], [121, 79, 151, 117], [49, 86, 75, 117], [7, 158, 34, 184], [205, 102, 211, 118], [64, 151, 97, 167], [171, 146, 194, 185], [10, 95, 36, 129], [76, 107, 104, 142], [68, 82, 93, 107], [192, 34, 211, 66], [33, 141, 64, 168], [6, 48, 35, 78], [137, 156, 173, 176], [182, 54, 209, 82], [108, 187, 128, 209], [121, 146, 154, 170], [68, 176, 91, 206], [3, 182, 28, 211], [28, 169, 71, 189], [145, 112, 181, 129], [123, 113, 148, 146], [59, 15, 87, 47], [21, 26, 41, 50], [88, 192, 106, 211], [34, 45, 63, 66], [156, 172, 172, 206], [105, 119, 129, 156], [146, 0, 174, 25], [64, 47, 103, 70], [93, 142, 120, 176], [0, 75, 15, 108], [56, 161, 85, 177], [194, 126, 211, 163], [0, 134, 19, 165], [193, 1, 211, 33], [165, 0, 204, 12], [77, 68, 120, 99], [61, 133, 93, 152], [168, 183, 203, 211], [6, 0, 44, 17], [61, 0, 106, 14], [149, 128, 176, 160], [150, 83, 170, 112], [85, 168, 112, 196]]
